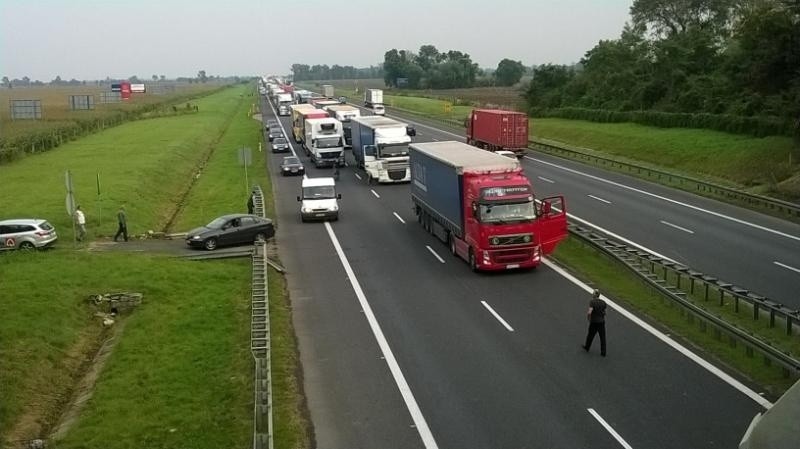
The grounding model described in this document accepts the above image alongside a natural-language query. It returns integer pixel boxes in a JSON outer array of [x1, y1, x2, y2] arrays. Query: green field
[[0, 84, 310, 447]]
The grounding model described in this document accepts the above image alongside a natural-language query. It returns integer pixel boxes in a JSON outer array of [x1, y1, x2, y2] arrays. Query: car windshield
[[378, 143, 408, 157], [478, 201, 536, 224], [274, 138, 287, 145], [303, 186, 336, 199], [206, 217, 228, 229], [284, 157, 300, 164], [316, 137, 341, 148]]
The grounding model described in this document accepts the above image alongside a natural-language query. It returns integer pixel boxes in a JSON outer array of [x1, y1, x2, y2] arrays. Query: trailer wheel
[[449, 235, 456, 256]]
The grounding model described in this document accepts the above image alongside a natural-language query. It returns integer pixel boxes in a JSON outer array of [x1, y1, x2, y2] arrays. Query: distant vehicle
[[324, 105, 361, 149], [0, 219, 58, 251], [410, 141, 567, 271], [350, 116, 411, 184], [364, 89, 383, 107], [372, 104, 386, 116], [268, 126, 283, 142], [276, 93, 293, 115], [322, 84, 335, 98], [280, 156, 305, 176], [495, 150, 517, 159], [298, 177, 341, 222], [271, 137, 290, 153], [466, 109, 529, 157], [266, 119, 279, 128], [406, 124, 416, 137], [338, 96, 347, 104], [185, 214, 274, 251]]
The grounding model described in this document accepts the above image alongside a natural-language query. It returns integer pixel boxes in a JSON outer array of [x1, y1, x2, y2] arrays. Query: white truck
[[322, 84, 335, 98], [350, 116, 411, 183], [324, 105, 361, 149], [276, 93, 293, 116], [304, 117, 345, 168], [298, 177, 340, 222]]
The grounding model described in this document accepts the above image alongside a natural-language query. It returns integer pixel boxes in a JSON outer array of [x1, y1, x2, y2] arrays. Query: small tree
[[495, 59, 525, 86], [1, 76, 10, 88], [152, 74, 158, 82], [197, 70, 208, 83]]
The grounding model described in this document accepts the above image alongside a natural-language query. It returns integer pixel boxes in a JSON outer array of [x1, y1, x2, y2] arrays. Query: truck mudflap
[[536, 195, 568, 254]]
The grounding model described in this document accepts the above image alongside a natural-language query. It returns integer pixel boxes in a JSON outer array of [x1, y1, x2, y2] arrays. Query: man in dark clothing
[[582, 289, 607, 356], [114, 206, 128, 242], [247, 194, 255, 215]]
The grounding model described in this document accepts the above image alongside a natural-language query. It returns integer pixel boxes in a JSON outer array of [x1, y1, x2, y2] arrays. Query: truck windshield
[[378, 143, 408, 158], [303, 186, 336, 199], [316, 137, 342, 148], [479, 201, 536, 224]]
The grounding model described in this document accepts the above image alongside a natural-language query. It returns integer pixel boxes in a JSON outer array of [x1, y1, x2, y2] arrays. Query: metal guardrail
[[250, 186, 273, 449], [383, 105, 800, 220], [569, 223, 800, 377]]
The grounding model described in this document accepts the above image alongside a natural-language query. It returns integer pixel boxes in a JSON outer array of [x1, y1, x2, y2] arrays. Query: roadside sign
[[4, 238, 15, 248], [443, 102, 452, 113]]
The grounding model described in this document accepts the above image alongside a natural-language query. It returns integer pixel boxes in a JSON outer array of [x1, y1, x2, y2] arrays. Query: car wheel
[[255, 232, 267, 242], [204, 238, 218, 251], [19, 241, 35, 251]]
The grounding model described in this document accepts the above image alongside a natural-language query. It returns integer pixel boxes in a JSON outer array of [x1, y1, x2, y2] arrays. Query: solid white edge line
[[266, 96, 299, 160], [537, 176, 555, 184], [480, 301, 515, 332], [354, 173, 362, 180], [323, 222, 440, 448], [527, 156, 800, 243], [774, 261, 800, 274], [587, 408, 634, 449], [371, 189, 381, 198], [587, 194, 612, 204], [393, 212, 406, 224], [543, 258, 773, 409], [425, 245, 446, 264], [660, 220, 695, 234]]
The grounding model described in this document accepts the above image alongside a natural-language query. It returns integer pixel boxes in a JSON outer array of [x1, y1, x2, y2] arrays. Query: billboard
[[10, 100, 42, 120], [69, 95, 95, 110], [110, 83, 121, 92], [131, 83, 146, 93]]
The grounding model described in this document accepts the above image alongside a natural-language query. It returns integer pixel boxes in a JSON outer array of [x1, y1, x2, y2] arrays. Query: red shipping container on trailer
[[466, 109, 529, 156]]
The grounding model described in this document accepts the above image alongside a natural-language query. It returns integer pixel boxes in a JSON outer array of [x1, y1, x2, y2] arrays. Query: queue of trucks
[[258, 77, 567, 271]]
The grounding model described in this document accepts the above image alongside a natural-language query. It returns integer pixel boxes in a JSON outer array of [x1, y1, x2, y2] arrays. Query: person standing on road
[[247, 192, 255, 215], [74, 205, 86, 242], [114, 206, 128, 242], [582, 289, 607, 357]]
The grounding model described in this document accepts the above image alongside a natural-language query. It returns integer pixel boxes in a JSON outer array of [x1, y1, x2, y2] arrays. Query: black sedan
[[266, 119, 279, 128], [406, 124, 416, 136], [279, 156, 305, 176], [268, 126, 283, 142], [185, 214, 274, 250], [271, 137, 290, 153]]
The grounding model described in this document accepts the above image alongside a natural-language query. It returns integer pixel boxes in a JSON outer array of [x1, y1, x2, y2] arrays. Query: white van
[[372, 104, 385, 115], [297, 177, 341, 222]]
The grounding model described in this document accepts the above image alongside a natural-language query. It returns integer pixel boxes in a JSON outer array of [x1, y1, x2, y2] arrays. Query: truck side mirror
[[296, 195, 301, 202]]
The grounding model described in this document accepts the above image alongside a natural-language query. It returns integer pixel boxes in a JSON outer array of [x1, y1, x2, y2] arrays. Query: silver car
[[0, 219, 58, 250]]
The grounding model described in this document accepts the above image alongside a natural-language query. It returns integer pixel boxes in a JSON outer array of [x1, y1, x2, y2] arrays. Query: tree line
[[526, 0, 800, 137], [290, 64, 383, 81]]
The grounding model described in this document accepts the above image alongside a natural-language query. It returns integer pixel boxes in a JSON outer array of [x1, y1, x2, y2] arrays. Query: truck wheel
[[449, 235, 456, 255], [469, 249, 479, 272]]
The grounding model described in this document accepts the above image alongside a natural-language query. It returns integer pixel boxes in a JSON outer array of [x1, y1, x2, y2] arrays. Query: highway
[[365, 106, 800, 310], [259, 94, 766, 449]]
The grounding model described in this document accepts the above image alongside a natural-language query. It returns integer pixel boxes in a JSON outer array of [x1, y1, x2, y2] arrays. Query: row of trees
[[1, 71, 216, 88], [525, 0, 799, 135], [290, 64, 383, 81], [383, 45, 482, 89]]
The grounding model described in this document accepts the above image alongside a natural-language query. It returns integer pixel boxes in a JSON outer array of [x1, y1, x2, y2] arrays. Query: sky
[[0, 0, 633, 81]]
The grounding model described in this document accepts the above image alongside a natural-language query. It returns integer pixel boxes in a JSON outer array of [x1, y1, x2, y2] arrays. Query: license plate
[[506, 264, 520, 269], [315, 213, 325, 217]]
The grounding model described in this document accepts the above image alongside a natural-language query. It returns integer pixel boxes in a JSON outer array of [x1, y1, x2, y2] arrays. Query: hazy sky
[[1, 0, 632, 81]]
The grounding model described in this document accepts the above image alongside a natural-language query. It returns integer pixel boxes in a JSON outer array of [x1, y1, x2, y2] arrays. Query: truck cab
[[351, 116, 411, 183], [297, 177, 341, 222], [304, 118, 345, 168]]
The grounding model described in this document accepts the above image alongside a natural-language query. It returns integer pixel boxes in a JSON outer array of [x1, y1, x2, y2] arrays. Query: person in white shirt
[[74, 205, 86, 241]]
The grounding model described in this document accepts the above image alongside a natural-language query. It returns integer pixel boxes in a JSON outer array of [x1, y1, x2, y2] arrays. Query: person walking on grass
[[74, 205, 86, 242], [582, 289, 607, 357], [114, 206, 128, 242]]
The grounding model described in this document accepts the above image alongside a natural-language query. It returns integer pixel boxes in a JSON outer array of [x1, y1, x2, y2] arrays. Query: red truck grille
[[490, 248, 533, 264]]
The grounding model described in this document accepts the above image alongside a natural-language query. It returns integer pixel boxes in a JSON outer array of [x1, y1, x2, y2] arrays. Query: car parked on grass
[[271, 137, 290, 153], [280, 156, 305, 176], [0, 219, 58, 251], [185, 214, 274, 251]]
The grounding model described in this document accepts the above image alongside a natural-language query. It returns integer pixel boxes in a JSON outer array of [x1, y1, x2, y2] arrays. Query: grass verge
[[551, 238, 797, 396]]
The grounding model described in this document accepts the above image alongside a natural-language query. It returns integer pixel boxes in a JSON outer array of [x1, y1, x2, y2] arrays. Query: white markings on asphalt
[[587, 194, 611, 204], [774, 261, 800, 274], [431, 138, 439, 141], [371, 189, 381, 199], [660, 220, 694, 234], [537, 176, 555, 184], [323, 222, 440, 449], [354, 173, 362, 180], [393, 212, 406, 224], [425, 245, 445, 263], [542, 258, 773, 409], [480, 301, 514, 332], [526, 156, 800, 243], [587, 409, 633, 449]]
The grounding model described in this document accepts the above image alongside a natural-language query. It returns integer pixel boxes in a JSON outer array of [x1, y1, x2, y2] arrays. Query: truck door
[[536, 195, 567, 255]]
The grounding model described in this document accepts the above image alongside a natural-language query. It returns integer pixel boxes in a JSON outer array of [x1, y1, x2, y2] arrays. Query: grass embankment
[[0, 84, 309, 448]]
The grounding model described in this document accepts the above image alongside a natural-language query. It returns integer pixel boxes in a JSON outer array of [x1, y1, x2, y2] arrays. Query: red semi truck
[[465, 109, 529, 157], [410, 141, 567, 271]]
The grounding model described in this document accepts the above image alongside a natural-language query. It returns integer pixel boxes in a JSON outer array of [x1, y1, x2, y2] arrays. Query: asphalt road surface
[[259, 94, 767, 449]]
